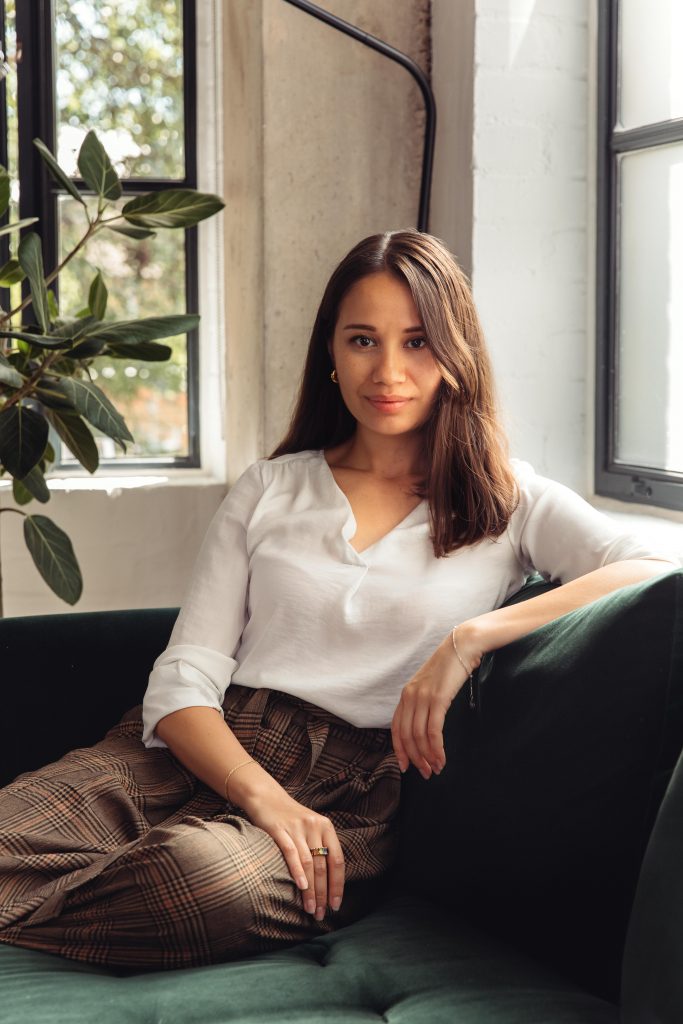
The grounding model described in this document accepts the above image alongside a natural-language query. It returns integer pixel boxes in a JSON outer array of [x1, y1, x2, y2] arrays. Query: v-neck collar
[[316, 449, 427, 560]]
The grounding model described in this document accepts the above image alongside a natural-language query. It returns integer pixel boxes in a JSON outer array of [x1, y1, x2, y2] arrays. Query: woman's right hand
[[240, 785, 345, 920]]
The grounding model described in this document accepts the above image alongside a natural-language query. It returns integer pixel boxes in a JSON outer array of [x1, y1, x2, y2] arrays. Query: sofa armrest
[[389, 568, 683, 1003]]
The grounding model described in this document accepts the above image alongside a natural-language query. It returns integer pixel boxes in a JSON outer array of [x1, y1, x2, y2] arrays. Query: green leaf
[[44, 439, 56, 465], [0, 403, 49, 478], [107, 223, 157, 240], [0, 258, 26, 286], [0, 352, 24, 388], [0, 167, 10, 219], [105, 340, 172, 361], [33, 138, 86, 206], [47, 289, 59, 322], [18, 233, 50, 333], [69, 338, 107, 360], [85, 313, 199, 345], [0, 329, 73, 350], [17, 463, 50, 503], [77, 130, 121, 200], [52, 314, 100, 340], [34, 378, 75, 410], [88, 271, 108, 320], [24, 514, 83, 605], [56, 376, 133, 448], [12, 475, 34, 505], [122, 189, 224, 229], [0, 216, 39, 238], [45, 409, 99, 473]]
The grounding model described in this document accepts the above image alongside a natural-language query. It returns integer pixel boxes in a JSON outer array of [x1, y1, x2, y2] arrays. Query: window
[[1, 0, 199, 468], [596, 0, 683, 510]]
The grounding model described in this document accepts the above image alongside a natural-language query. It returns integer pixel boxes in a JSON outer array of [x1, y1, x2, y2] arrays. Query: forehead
[[337, 271, 421, 324]]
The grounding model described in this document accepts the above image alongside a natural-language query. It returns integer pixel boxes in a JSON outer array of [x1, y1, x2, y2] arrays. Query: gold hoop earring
[[330, 369, 338, 384]]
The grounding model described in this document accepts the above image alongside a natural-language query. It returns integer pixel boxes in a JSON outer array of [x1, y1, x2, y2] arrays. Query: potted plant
[[0, 130, 224, 614]]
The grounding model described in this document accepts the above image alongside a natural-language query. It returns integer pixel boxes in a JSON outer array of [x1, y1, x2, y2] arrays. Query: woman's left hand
[[391, 626, 481, 779]]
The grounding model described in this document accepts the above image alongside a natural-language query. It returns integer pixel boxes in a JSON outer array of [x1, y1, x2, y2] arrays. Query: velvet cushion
[[387, 568, 683, 1003], [0, 607, 177, 788], [0, 894, 620, 1024]]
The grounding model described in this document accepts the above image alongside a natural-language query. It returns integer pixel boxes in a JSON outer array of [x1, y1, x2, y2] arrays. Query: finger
[[310, 842, 329, 921], [411, 696, 437, 771], [272, 827, 311, 893], [399, 697, 432, 779], [322, 820, 345, 912], [426, 702, 447, 770], [297, 837, 318, 916]]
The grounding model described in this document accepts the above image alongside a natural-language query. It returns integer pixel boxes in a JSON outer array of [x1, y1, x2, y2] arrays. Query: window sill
[[590, 494, 683, 563], [0, 470, 226, 497]]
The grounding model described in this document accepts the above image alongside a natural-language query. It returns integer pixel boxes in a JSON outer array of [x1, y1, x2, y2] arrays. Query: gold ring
[[309, 846, 329, 856]]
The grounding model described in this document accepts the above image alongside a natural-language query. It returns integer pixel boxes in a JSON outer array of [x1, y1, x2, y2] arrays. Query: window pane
[[55, 0, 185, 180], [618, 0, 683, 129], [615, 144, 683, 473], [58, 196, 190, 460]]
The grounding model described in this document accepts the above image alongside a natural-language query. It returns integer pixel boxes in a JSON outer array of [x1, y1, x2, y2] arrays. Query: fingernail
[[306, 900, 315, 913], [400, 765, 407, 774], [299, 876, 308, 889], [315, 907, 324, 921], [331, 897, 341, 911]]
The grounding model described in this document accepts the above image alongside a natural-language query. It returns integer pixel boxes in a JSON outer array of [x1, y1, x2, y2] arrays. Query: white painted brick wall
[[471, 0, 589, 493]]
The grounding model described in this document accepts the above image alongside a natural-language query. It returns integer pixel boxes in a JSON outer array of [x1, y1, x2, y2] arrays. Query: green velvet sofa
[[1, 569, 682, 1024]]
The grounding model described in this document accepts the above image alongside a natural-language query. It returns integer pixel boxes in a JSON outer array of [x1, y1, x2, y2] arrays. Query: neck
[[334, 428, 426, 480]]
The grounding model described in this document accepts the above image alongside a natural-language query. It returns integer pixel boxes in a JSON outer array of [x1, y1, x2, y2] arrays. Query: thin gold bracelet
[[224, 758, 256, 803], [451, 627, 476, 711]]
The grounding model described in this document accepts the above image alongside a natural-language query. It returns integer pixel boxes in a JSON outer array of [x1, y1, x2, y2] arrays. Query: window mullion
[[16, 0, 57, 284]]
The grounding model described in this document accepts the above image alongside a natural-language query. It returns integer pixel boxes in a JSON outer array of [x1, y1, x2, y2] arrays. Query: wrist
[[226, 760, 284, 809], [448, 619, 485, 672]]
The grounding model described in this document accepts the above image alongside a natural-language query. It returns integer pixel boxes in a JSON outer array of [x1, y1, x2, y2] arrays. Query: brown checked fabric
[[0, 684, 401, 970]]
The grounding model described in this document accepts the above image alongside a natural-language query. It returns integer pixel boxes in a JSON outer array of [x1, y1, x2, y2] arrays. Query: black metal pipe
[[281, 0, 436, 232]]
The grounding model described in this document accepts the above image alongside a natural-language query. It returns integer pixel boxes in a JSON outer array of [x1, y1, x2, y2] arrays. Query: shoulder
[[509, 458, 568, 508]]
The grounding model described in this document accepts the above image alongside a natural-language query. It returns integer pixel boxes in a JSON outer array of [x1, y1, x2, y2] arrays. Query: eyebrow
[[342, 323, 424, 332]]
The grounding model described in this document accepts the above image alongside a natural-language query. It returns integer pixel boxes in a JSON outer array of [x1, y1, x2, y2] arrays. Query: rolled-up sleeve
[[507, 460, 676, 585], [141, 461, 264, 748]]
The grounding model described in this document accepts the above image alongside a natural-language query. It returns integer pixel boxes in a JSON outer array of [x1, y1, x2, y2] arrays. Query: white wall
[[470, 0, 590, 494], [431, 0, 682, 560]]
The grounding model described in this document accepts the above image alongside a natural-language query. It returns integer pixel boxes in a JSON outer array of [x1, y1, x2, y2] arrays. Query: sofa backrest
[[0, 607, 178, 787]]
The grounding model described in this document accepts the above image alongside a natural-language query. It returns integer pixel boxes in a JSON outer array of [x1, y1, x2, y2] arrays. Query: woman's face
[[329, 271, 443, 441]]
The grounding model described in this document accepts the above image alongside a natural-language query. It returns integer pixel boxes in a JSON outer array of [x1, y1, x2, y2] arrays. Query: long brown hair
[[269, 230, 518, 557]]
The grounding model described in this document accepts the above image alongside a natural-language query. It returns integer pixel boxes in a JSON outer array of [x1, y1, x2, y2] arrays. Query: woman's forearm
[[154, 706, 285, 808], [457, 558, 678, 666]]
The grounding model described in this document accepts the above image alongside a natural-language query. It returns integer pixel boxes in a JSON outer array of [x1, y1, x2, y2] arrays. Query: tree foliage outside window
[[3, 0, 199, 466]]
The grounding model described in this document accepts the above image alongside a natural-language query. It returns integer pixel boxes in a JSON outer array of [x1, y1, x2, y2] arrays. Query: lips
[[366, 396, 412, 412]]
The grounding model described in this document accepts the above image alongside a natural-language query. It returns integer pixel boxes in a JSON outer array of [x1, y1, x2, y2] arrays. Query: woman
[[0, 230, 676, 970]]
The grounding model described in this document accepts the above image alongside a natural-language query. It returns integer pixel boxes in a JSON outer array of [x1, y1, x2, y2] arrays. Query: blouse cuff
[[141, 643, 238, 749]]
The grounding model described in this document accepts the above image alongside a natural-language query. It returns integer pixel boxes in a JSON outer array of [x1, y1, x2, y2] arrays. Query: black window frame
[[0, 0, 200, 470], [595, 0, 683, 511]]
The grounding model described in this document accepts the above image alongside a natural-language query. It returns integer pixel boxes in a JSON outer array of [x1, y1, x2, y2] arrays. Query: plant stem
[[1, 350, 60, 412], [0, 217, 100, 327]]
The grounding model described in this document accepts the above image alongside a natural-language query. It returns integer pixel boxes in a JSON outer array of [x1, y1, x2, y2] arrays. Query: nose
[[372, 343, 407, 384]]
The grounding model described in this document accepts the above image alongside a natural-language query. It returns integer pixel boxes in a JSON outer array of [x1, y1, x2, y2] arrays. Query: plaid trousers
[[0, 683, 401, 970]]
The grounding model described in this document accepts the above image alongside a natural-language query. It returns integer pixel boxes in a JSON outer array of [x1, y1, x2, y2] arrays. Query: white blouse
[[141, 450, 664, 745]]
